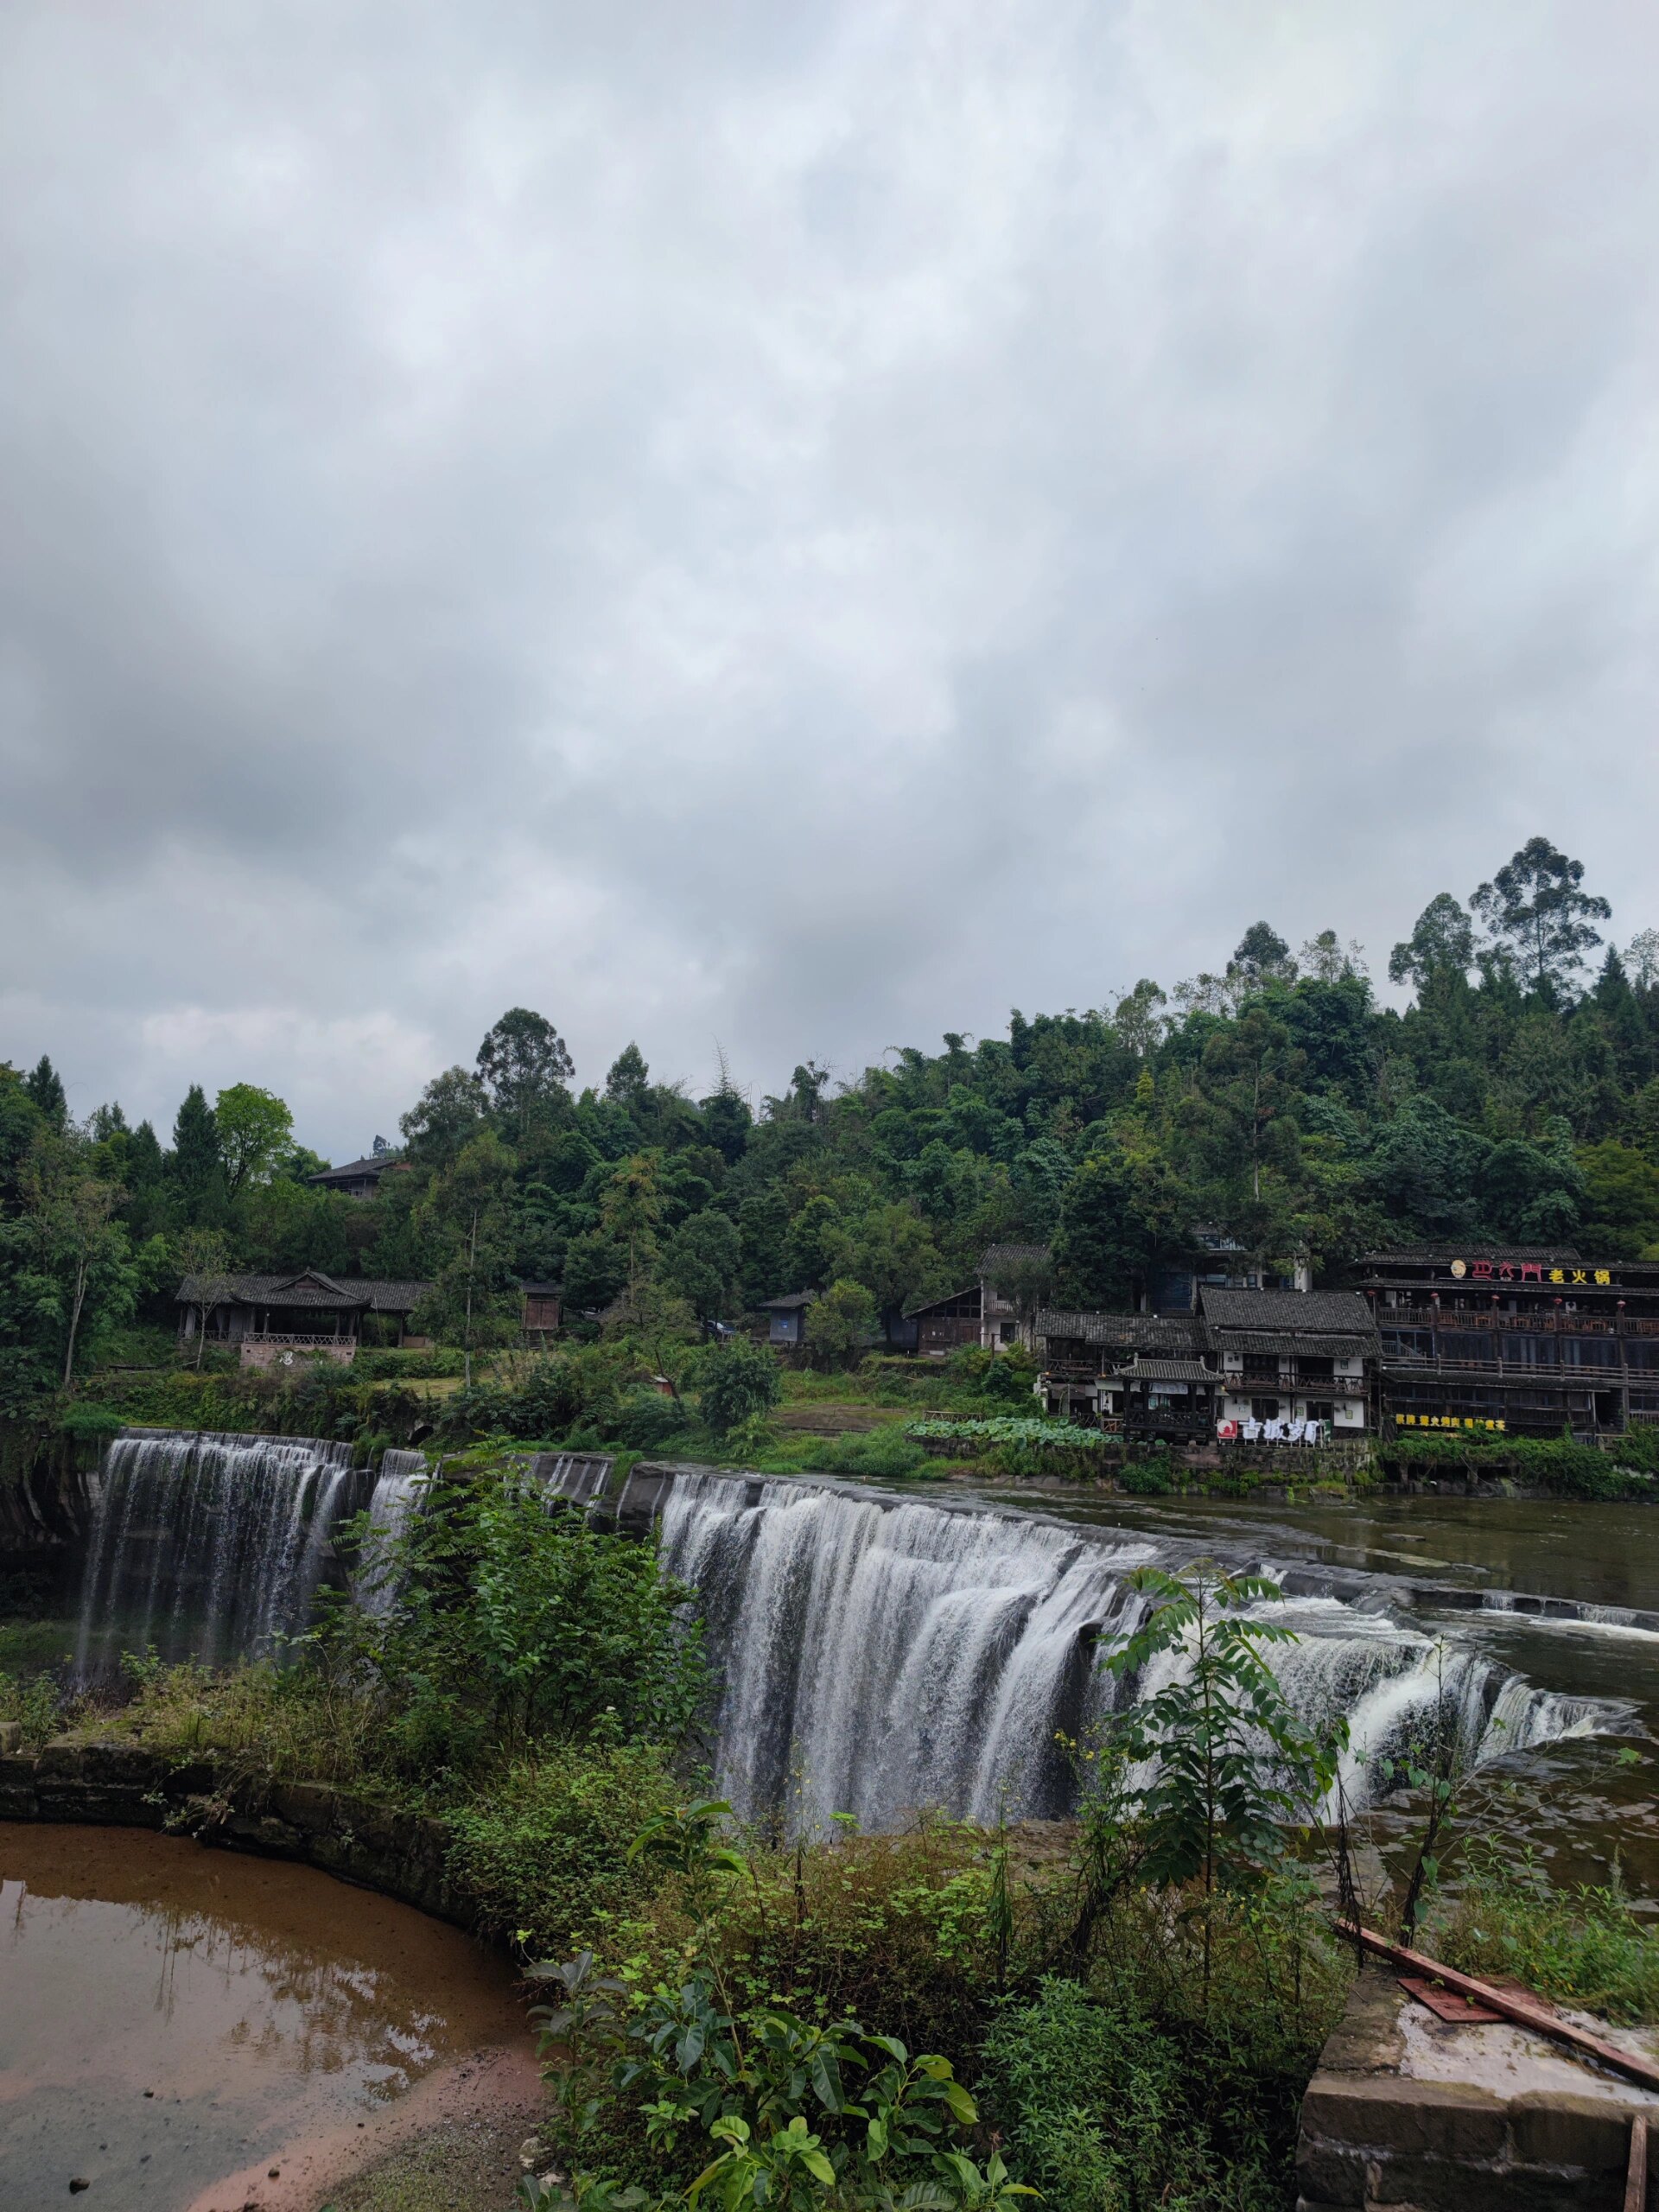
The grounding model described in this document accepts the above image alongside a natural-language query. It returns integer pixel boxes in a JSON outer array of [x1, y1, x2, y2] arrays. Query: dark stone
[[1300, 2075, 1509, 2162]]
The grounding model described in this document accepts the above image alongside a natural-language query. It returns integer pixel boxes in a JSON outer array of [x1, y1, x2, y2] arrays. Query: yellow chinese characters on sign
[[1396, 1414, 1506, 1432]]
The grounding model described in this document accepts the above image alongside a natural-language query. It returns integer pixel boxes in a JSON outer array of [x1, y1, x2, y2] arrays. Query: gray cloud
[[3, 1, 1659, 1153]]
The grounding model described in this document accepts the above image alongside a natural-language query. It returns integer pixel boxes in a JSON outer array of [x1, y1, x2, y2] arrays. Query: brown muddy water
[[0, 1826, 530, 2212]]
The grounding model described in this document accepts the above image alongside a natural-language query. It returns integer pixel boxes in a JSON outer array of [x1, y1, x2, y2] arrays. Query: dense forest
[[6, 835, 1659, 1412]]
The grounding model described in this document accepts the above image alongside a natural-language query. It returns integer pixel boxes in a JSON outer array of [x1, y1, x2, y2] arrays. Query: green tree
[[562, 1230, 630, 1313], [784, 1193, 849, 1289], [1053, 1141, 1185, 1308], [1100, 1561, 1340, 1994], [604, 1043, 651, 1115], [1579, 1140, 1659, 1257], [175, 1224, 238, 1370], [660, 1210, 742, 1322], [476, 1007, 575, 1143], [1389, 893, 1475, 990], [600, 1152, 665, 1299], [697, 1338, 782, 1436], [401, 1064, 490, 1172], [702, 1084, 753, 1166], [804, 1277, 878, 1367], [1471, 836, 1611, 995], [169, 1084, 229, 1226], [1229, 923, 1297, 989], [414, 1130, 521, 1384], [843, 1200, 944, 1319], [23, 1055, 67, 1130], [213, 1084, 295, 1199], [17, 1132, 137, 1384]]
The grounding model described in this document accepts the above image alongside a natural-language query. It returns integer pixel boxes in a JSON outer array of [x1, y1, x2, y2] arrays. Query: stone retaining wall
[[1298, 1967, 1658, 2212], [0, 1738, 464, 1925]]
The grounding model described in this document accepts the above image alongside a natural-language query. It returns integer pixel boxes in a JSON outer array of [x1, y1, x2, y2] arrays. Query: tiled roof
[[176, 1272, 429, 1312], [308, 1154, 399, 1184], [978, 1243, 1052, 1273], [1034, 1309, 1208, 1353], [1354, 1246, 1588, 1269], [1118, 1358, 1219, 1383], [1199, 1287, 1377, 1336], [761, 1290, 818, 1310]]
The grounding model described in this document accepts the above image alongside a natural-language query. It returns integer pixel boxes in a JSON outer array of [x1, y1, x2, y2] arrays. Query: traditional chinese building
[[1031, 1286, 1377, 1440], [1357, 1246, 1659, 1438], [175, 1269, 431, 1358]]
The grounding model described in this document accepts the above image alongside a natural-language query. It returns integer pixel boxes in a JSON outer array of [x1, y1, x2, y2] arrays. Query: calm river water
[[0, 1825, 527, 2212]]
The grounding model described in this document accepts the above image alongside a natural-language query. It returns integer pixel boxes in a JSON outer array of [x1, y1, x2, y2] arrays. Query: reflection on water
[[0, 1825, 523, 2212]]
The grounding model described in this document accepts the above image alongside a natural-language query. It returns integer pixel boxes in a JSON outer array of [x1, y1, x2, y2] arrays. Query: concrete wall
[[1298, 1967, 1657, 2212]]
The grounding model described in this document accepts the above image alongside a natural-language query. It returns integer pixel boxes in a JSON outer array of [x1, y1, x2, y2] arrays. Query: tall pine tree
[[24, 1056, 67, 1130], [169, 1085, 229, 1228]]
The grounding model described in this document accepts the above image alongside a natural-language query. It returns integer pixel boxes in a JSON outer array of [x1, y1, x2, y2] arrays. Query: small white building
[[1200, 1287, 1376, 1433]]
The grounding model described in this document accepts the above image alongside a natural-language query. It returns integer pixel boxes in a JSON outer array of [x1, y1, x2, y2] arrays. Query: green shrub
[[906, 1417, 1104, 1453], [442, 1740, 683, 1951], [0, 1668, 66, 1750], [609, 1389, 692, 1452], [811, 1427, 931, 1480], [697, 1340, 783, 1437], [1119, 1454, 1174, 1497], [1434, 1840, 1659, 2023], [980, 1980, 1211, 2212], [1382, 1427, 1654, 1501]]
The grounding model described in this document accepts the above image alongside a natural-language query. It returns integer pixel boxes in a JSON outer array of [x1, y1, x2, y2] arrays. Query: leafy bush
[[610, 1389, 693, 1453], [980, 1980, 1216, 2212], [810, 1427, 931, 1480], [354, 1346, 469, 1381], [1119, 1453, 1175, 1497], [0, 1667, 67, 1750], [906, 1418, 1104, 1452], [697, 1341, 783, 1437], [443, 1741, 684, 1952], [1383, 1427, 1654, 1501], [977, 1349, 1041, 1406]]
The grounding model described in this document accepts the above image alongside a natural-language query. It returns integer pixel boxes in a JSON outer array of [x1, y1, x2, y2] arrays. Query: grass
[[0, 1617, 77, 1674], [1431, 1840, 1659, 2024]]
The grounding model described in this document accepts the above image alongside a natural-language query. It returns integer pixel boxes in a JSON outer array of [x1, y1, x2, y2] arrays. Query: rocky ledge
[[0, 1737, 461, 1923]]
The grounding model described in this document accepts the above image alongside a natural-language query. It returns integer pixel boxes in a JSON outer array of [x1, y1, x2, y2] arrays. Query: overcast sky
[[3, 3, 1658, 1158]]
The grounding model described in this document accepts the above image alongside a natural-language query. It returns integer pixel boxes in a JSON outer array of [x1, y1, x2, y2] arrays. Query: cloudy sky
[[3, 3, 1658, 1158]]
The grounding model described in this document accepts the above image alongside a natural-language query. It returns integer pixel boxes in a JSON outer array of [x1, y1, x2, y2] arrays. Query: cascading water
[[533, 1453, 613, 1509], [75, 1430, 361, 1676], [359, 1448, 431, 1616], [652, 1468, 1611, 1834]]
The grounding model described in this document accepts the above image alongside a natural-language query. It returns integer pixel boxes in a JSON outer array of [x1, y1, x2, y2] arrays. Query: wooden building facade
[[1358, 1246, 1659, 1438]]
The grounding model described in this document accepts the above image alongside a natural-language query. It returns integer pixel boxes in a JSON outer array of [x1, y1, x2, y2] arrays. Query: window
[[1296, 1356, 1334, 1383], [1249, 1396, 1281, 1421], [1305, 1400, 1334, 1423], [1243, 1353, 1280, 1382], [999, 1321, 1018, 1344]]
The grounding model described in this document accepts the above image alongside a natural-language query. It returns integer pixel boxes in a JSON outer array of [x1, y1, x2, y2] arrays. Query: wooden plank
[[1398, 1974, 1506, 2024], [1343, 1925, 1659, 2095], [1626, 2111, 1648, 2212]]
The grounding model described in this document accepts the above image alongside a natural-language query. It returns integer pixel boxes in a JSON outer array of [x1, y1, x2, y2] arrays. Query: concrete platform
[[1298, 1966, 1659, 2211]]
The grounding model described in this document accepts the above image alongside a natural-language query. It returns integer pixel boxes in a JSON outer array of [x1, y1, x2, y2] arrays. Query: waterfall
[[75, 1430, 361, 1676], [652, 1469, 1613, 1834], [531, 1452, 613, 1509], [359, 1448, 430, 1616]]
